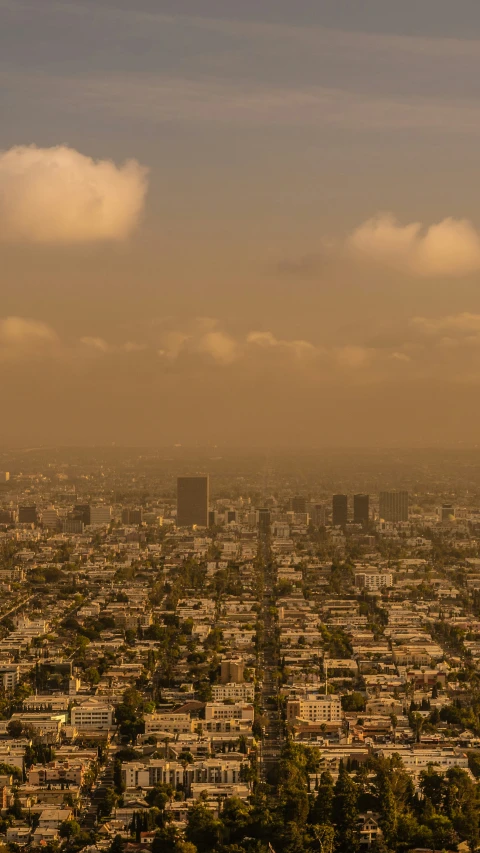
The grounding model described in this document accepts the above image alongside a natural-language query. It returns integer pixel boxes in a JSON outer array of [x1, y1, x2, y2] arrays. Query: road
[[256, 532, 283, 783]]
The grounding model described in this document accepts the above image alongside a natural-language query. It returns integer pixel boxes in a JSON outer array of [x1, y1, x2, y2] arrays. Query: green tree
[[332, 762, 359, 853], [185, 802, 221, 853], [311, 771, 334, 825], [109, 835, 125, 853]]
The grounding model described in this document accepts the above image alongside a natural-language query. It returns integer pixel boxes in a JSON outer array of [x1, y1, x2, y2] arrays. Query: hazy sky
[[2, 0, 480, 446]]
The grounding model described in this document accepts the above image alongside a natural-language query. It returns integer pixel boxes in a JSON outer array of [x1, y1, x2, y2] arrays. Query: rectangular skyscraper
[[379, 491, 409, 522], [353, 494, 369, 526], [177, 475, 209, 527], [332, 494, 348, 527]]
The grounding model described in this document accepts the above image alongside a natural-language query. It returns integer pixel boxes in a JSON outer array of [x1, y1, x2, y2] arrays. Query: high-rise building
[[74, 504, 91, 526], [332, 494, 348, 527], [220, 658, 244, 684], [257, 508, 271, 534], [379, 491, 409, 523], [41, 507, 61, 530], [89, 505, 112, 525], [353, 494, 370, 526], [63, 518, 84, 534], [290, 495, 306, 513], [177, 475, 209, 527], [0, 472, 9, 483], [312, 504, 326, 526], [440, 504, 455, 525], [122, 508, 143, 525], [18, 505, 38, 525]]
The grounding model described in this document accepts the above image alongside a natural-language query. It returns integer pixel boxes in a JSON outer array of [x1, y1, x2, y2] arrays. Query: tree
[[311, 771, 334, 825], [419, 766, 444, 809], [59, 820, 80, 839], [341, 693, 365, 713], [220, 797, 252, 845], [185, 802, 221, 853], [376, 772, 396, 846], [151, 825, 180, 853], [6, 720, 23, 738], [332, 762, 359, 853], [109, 835, 125, 853]]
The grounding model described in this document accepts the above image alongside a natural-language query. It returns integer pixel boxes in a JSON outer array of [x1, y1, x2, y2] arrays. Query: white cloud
[[246, 330, 317, 358], [0, 145, 148, 244], [411, 312, 480, 335], [158, 331, 191, 361], [0, 316, 58, 359], [80, 336, 111, 353], [198, 331, 238, 365], [348, 214, 480, 278], [335, 345, 372, 369]]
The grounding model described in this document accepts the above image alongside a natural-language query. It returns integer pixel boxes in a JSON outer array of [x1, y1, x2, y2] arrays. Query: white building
[[71, 700, 114, 730], [212, 683, 255, 703], [355, 572, 393, 590], [286, 696, 342, 723]]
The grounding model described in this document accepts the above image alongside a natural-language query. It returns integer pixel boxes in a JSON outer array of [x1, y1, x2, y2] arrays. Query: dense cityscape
[[0, 449, 478, 852]]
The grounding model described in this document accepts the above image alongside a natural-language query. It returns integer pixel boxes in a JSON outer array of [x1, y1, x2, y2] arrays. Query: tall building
[[74, 504, 91, 526], [440, 504, 455, 524], [0, 472, 9, 483], [353, 494, 370, 526], [177, 475, 209, 528], [220, 658, 245, 684], [379, 491, 409, 523], [290, 495, 306, 513], [122, 508, 143, 525], [332, 494, 348, 527], [41, 507, 61, 530], [89, 505, 112, 525], [18, 505, 37, 525], [63, 518, 84, 534], [257, 508, 271, 534], [312, 504, 326, 526]]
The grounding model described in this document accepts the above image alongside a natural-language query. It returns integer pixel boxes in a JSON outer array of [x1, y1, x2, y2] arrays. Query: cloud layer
[[348, 214, 480, 278], [0, 145, 148, 244]]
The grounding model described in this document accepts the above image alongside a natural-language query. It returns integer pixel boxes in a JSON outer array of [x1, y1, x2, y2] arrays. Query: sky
[[2, 0, 480, 447]]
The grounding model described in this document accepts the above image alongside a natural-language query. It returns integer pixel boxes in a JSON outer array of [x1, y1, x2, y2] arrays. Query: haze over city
[[2, 0, 480, 445]]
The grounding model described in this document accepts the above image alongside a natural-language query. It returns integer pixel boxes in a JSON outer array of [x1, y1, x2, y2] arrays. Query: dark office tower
[[227, 510, 238, 524], [177, 475, 209, 527], [313, 504, 326, 526], [122, 508, 143, 525], [74, 504, 91, 526], [379, 491, 409, 523], [18, 505, 38, 525], [354, 494, 370, 526], [208, 510, 218, 528], [332, 494, 348, 527], [257, 508, 271, 534], [290, 495, 306, 513]]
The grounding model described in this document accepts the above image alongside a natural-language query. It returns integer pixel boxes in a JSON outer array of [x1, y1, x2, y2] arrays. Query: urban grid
[[0, 449, 478, 853]]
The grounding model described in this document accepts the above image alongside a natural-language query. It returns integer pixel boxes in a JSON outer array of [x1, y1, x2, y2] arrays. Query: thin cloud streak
[[3, 70, 480, 133]]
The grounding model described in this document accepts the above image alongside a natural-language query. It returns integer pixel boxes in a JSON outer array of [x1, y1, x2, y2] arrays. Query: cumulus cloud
[[198, 331, 238, 365], [335, 345, 372, 369], [411, 312, 480, 336], [0, 145, 148, 244], [246, 330, 317, 358], [80, 336, 111, 353], [348, 213, 480, 277], [0, 316, 58, 359]]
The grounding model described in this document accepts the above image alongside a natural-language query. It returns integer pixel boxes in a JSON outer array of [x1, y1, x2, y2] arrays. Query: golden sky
[[1, 0, 480, 446]]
